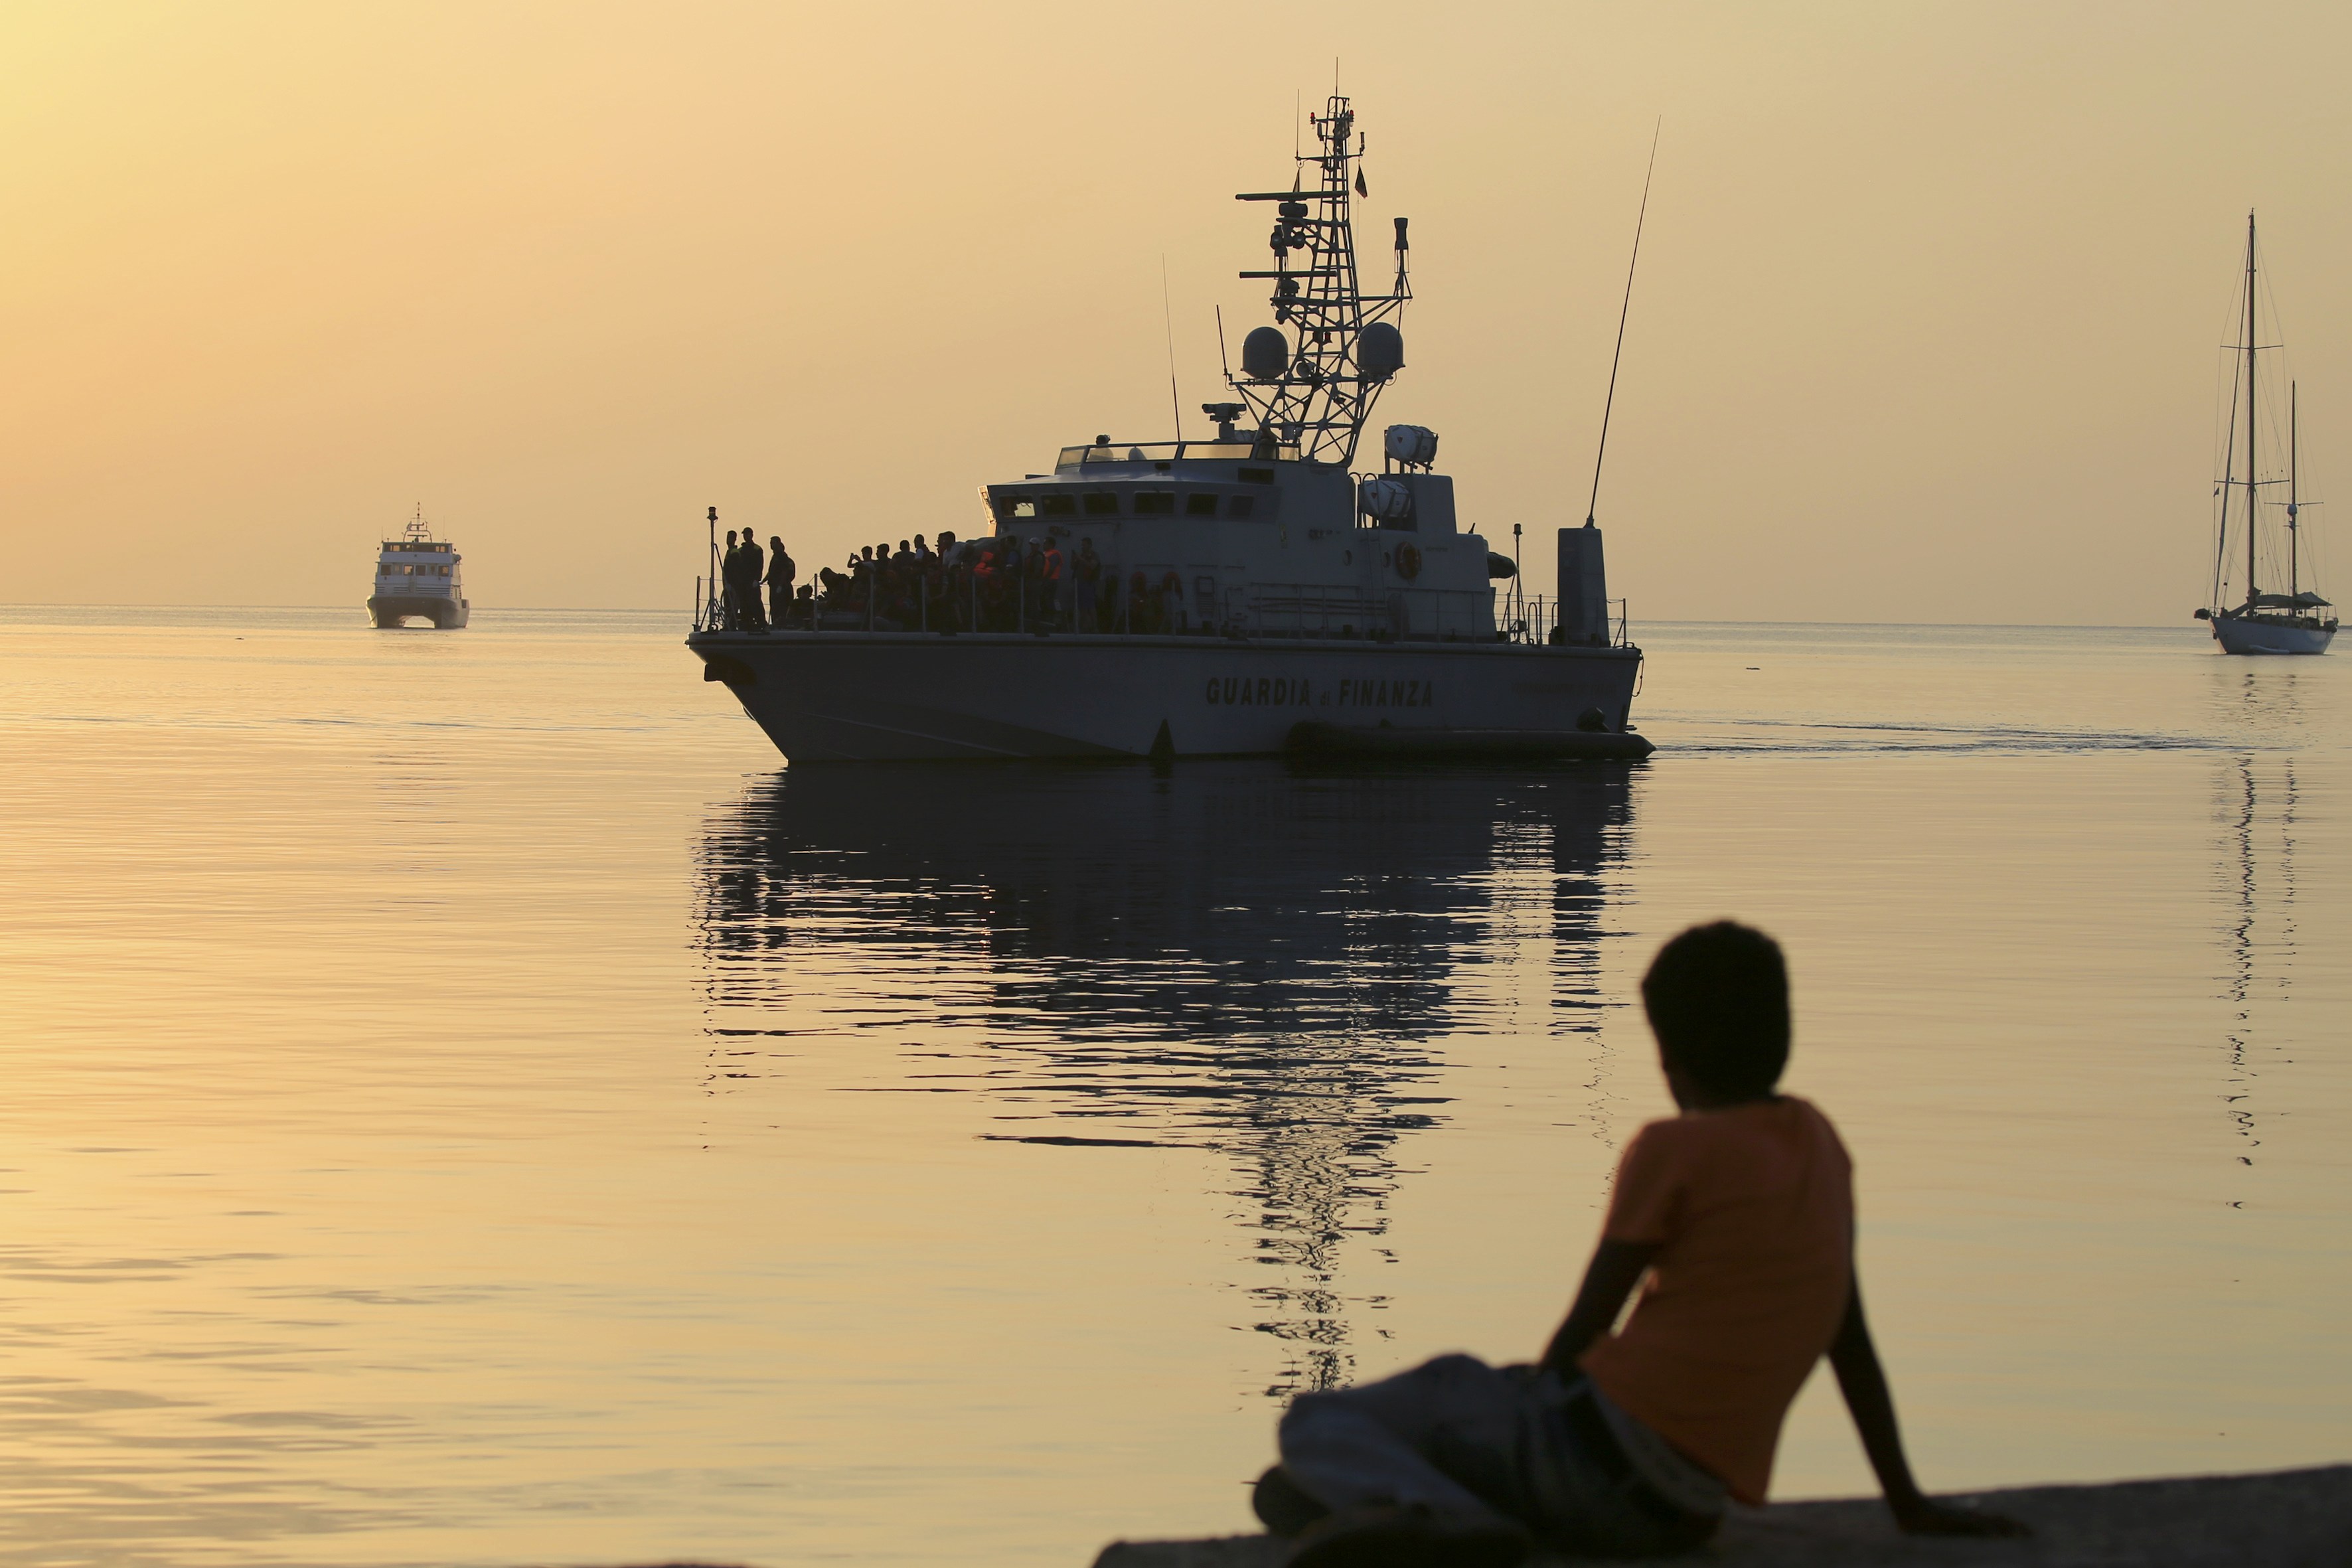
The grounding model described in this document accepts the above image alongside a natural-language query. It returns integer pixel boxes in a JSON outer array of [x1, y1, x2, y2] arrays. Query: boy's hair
[[1641, 921, 1790, 1101]]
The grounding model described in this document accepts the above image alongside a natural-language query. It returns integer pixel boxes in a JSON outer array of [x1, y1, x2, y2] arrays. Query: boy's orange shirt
[[1577, 1095, 1853, 1504]]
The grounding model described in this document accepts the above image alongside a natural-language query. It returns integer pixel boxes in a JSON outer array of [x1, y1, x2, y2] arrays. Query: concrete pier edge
[[1090, 1464, 2352, 1567]]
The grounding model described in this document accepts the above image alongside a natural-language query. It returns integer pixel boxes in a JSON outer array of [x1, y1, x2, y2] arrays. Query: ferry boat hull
[[687, 630, 1643, 763], [2209, 613, 2333, 656], [368, 594, 470, 629]]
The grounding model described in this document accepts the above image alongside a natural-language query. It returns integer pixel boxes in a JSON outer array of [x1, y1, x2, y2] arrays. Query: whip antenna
[[1161, 255, 1184, 441], [1586, 120, 1660, 528]]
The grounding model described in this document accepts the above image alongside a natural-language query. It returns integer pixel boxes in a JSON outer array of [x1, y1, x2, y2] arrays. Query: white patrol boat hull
[[688, 630, 1643, 763]]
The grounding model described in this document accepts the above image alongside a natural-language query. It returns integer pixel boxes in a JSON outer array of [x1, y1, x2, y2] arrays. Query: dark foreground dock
[[1089, 1464, 2352, 1567]]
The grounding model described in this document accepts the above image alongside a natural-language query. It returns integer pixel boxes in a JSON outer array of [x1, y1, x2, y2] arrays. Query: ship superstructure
[[368, 512, 469, 629], [686, 96, 1646, 762]]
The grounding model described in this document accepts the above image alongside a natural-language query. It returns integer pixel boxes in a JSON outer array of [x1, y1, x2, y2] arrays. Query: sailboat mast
[[2290, 381, 2300, 601], [2245, 211, 2259, 605]]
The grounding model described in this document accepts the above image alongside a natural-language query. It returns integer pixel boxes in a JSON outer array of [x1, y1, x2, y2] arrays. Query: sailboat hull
[[2211, 615, 2334, 655]]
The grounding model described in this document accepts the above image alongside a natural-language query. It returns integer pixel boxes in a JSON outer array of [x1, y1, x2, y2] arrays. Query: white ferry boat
[[686, 96, 1649, 761], [368, 513, 469, 629]]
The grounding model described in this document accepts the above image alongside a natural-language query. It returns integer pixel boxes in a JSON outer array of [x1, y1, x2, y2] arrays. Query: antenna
[[1215, 303, 1232, 382], [1161, 255, 1184, 441], [1585, 120, 1661, 530], [1222, 93, 1405, 465]]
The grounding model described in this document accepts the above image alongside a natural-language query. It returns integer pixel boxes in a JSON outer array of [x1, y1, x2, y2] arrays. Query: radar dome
[[1241, 326, 1290, 381], [1358, 321, 1405, 380]]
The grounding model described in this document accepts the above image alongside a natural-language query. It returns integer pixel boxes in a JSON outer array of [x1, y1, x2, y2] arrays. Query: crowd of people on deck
[[717, 528, 1196, 635]]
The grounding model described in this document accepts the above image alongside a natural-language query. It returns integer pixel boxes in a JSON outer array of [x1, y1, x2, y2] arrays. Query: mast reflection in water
[[693, 761, 1638, 1396], [2217, 753, 2301, 1190]]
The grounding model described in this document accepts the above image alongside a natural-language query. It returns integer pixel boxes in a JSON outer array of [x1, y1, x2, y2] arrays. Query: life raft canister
[[1395, 542, 1423, 580]]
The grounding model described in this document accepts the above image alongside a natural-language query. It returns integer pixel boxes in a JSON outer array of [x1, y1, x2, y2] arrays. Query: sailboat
[[2197, 212, 2335, 655]]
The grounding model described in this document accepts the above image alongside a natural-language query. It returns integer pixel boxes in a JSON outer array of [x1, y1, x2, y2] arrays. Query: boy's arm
[[1539, 1239, 1658, 1375], [1829, 1278, 2027, 1537]]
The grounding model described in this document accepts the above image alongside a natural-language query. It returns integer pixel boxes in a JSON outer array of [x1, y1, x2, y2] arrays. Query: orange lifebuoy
[[1395, 542, 1423, 580]]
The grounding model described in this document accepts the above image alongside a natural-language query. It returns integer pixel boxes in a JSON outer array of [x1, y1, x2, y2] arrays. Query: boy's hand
[[1832, 1284, 2030, 1541], [1891, 1496, 2031, 1537]]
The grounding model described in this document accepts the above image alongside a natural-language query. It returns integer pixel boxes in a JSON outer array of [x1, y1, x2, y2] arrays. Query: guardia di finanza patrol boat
[[687, 95, 1648, 761]]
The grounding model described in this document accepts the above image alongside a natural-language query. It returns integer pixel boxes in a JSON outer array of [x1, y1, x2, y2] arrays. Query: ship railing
[[1391, 588, 1496, 641], [1240, 586, 1498, 641], [694, 574, 1634, 647], [1503, 594, 1634, 649], [1245, 584, 1389, 639], [694, 576, 735, 633]]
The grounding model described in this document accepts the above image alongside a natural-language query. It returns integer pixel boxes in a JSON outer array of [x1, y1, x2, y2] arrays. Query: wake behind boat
[[2196, 212, 2335, 655], [686, 96, 1650, 761]]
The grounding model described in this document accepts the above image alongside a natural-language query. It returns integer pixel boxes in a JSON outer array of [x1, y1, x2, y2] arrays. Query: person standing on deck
[[734, 531, 765, 632], [765, 538, 795, 629], [720, 529, 743, 629], [1040, 537, 1065, 629], [1074, 538, 1102, 631]]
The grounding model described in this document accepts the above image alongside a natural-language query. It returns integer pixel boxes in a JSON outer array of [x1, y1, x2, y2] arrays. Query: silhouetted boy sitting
[[1255, 921, 2027, 1565]]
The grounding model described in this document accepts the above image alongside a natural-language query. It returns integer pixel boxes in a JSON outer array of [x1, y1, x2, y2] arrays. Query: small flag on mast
[[1354, 169, 1368, 197]]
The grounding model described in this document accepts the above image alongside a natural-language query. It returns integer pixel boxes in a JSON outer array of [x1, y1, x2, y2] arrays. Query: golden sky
[[4, 1, 2348, 622]]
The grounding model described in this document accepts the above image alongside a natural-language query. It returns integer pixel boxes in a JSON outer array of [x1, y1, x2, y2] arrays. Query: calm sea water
[[2, 607, 2345, 1567]]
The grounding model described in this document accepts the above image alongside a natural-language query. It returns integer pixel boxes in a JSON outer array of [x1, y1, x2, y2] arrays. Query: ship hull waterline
[[687, 630, 1646, 763], [368, 595, 469, 630], [2210, 615, 2334, 656]]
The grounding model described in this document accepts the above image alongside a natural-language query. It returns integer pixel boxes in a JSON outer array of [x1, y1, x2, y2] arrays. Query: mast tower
[[1226, 94, 1411, 467]]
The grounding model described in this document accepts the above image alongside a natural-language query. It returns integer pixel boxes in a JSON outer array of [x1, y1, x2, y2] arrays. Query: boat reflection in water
[[2217, 752, 2303, 1190], [693, 760, 1639, 1396]]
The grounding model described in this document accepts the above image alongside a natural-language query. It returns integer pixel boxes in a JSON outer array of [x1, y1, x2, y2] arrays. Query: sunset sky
[[5, 1, 2348, 623]]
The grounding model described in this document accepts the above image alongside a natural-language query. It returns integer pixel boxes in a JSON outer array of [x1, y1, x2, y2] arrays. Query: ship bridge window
[[1239, 467, 1275, 484], [1133, 491, 1175, 516], [1040, 495, 1077, 517], [1081, 492, 1121, 516], [1227, 496, 1257, 519], [1185, 493, 1220, 516], [1003, 496, 1038, 519]]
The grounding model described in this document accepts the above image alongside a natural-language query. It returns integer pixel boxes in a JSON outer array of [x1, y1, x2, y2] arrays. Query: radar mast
[[1228, 94, 1410, 467]]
